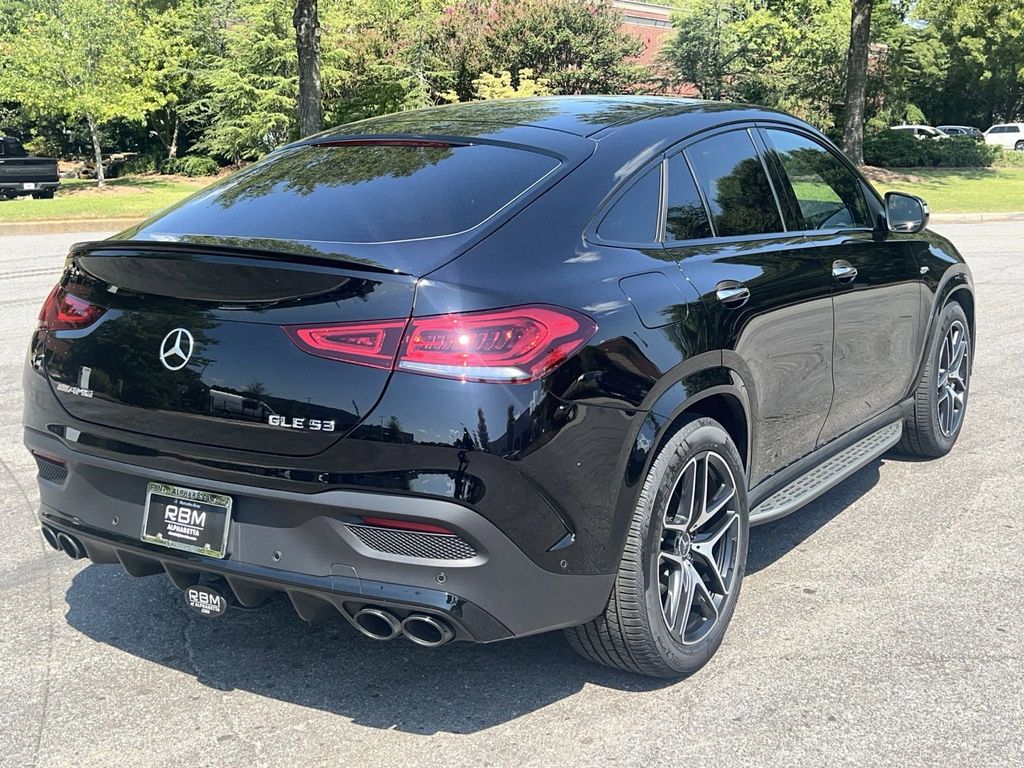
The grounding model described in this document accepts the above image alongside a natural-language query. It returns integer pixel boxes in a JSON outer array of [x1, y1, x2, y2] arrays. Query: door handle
[[832, 260, 858, 282], [715, 281, 750, 308]]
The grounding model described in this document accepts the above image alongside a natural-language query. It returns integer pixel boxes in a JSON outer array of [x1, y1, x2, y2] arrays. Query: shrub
[[931, 136, 999, 167], [160, 154, 220, 177], [863, 131, 930, 167], [992, 148, 1024, 168], [864, 131, 1000, 168], [120, 154, 158, 176]]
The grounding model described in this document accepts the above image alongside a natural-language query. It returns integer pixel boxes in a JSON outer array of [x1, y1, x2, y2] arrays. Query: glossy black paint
[[24, 97, 973, 638]]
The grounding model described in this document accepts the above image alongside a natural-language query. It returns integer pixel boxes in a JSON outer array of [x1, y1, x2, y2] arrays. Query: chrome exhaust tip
[[56, 532, 85, 560], [353, 607, 402, 641], [401, 614, 455, 648], [41, 525, 61, 552]]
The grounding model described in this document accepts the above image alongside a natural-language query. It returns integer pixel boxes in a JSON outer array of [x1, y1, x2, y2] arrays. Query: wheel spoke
[[689, 562, 718, 622], [690, 453, 736, 531], [691, 513, 738, 596], [663, 458, 697, 531], [944, 387, 956, 434], [950, 336, 967, 371], [661, 555, 684, 632]]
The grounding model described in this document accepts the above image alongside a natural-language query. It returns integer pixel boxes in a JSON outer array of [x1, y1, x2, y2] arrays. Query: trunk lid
[[42, 243, 416, 456]]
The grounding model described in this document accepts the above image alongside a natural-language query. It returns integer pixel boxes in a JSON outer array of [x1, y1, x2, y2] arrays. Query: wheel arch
[[631, 359, 754, 484], [946, 284, 975, 348]]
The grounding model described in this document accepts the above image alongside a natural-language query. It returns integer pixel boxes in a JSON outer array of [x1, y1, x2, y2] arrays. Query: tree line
[[0, 0, 1020, 182]]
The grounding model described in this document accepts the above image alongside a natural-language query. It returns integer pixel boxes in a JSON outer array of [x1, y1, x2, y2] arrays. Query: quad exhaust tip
[[57, 532, 84, 560], [401, 614, 455, 648], [41, 525, 61, 552], [352, 607, 455, 647], [353, 607, 403, 641], [41, 524, 86, 560]]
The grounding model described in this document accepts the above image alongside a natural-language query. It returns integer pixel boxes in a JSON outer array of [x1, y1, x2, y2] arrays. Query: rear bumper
[[27, 427, 614, 642], [0, 181, 59, 193]]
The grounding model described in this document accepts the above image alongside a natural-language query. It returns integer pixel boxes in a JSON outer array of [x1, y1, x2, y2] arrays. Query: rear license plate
[[22, 182, 36, 190], [142, 483, 232, 558]]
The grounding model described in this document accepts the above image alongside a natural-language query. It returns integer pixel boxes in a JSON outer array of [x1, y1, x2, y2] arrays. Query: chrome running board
[[750, 421, 903, 526]]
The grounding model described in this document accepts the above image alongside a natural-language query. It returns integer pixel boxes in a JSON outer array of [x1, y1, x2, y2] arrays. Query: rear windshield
[[143, 142, 560, 243]]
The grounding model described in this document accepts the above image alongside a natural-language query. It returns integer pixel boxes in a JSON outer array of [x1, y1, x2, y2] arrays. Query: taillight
[[38, 285, 106, 330], [284, 305, 596, 383], [283, 320, 406, 369], [399, 306, 596, 382]]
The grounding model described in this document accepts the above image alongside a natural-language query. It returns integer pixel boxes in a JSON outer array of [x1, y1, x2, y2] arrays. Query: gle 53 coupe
[[25, 97, 973, 678]]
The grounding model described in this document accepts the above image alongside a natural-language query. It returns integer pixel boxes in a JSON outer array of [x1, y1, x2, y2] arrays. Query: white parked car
[[983, 123, 1024, 151], [890, 125, 948, 139]]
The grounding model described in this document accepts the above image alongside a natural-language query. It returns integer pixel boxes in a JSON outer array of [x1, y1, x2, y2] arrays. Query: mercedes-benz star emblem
[[159, 328, 194, 371]]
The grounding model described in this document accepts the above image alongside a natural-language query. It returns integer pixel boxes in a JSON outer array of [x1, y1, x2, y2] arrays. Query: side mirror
[[885, 192, 929, 234]]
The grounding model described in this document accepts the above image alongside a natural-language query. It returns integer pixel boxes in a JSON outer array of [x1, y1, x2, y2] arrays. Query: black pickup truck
[[0, 135, 59, 199]]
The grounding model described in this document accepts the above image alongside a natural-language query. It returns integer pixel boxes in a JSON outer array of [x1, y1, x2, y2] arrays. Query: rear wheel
[[566, 417, 748, 678], [899, 301, 971, 457], [1015, 140, 1024, 152]]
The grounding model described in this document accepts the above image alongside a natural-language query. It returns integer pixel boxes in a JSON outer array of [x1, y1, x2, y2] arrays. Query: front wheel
[[1014, 140, 1024, 152], [566, 417, 748, 678], [899, 301, 971, 457]]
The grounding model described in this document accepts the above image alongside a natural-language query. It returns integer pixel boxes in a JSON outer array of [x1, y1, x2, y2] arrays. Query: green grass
[[865, 167, 1024, 214], [0, 175, 213, 222]]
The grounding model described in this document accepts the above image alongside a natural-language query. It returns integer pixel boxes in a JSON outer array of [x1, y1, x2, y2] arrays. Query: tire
[[31, 190, 55, 200], [566, 417, 749, 678], [1015, 140, 1024, 152], [898, 301, 971, 458]]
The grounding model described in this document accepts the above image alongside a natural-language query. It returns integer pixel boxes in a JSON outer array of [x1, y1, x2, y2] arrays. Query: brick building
[[613, 1, 698, 96]]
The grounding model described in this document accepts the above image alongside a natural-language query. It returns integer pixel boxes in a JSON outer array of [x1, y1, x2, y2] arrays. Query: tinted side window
[[765, 129, 870, 230], [665, 155, 712, 241], [597, 165, 662, 243], [685, 131, 783, 237]]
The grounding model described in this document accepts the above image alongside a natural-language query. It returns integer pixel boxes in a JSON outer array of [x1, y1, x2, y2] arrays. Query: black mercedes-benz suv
[[25, 97, 973, 678]]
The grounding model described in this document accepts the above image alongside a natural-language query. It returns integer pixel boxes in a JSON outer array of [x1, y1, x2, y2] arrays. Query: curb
[[0, 217, 141, 235], [930, 211, 1024, 224]]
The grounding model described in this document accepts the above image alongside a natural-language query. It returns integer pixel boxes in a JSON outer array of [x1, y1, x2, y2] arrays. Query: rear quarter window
[[596, 165, 662, 243], [142, 142, 561, 244]]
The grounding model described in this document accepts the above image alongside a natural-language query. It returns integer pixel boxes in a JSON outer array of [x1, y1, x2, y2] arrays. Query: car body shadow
[[63, 564, 669, 735], [746, 458, 883, 574]]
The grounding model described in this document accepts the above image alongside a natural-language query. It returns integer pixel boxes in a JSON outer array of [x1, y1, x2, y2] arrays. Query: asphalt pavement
[[1, 225, 1021, 767]]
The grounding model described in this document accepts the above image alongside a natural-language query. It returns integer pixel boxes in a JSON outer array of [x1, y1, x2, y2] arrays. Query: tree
[[660, 0, 754, 101], [482, 0, 646, 95], [188, 0, 297, 164], [661, 1, 849, 130], [141, 0, 218, 160], [293, 0, 323, 136], [914, 0, 1024, 125], [0, 0, 155, 185], [841, 0, 874, 165]]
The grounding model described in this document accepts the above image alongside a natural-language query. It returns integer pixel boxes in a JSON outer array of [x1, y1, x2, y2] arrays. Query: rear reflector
[[284, 305, 596, 383], [38, 285, 106, 331], [360, 516, 455, 535]]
